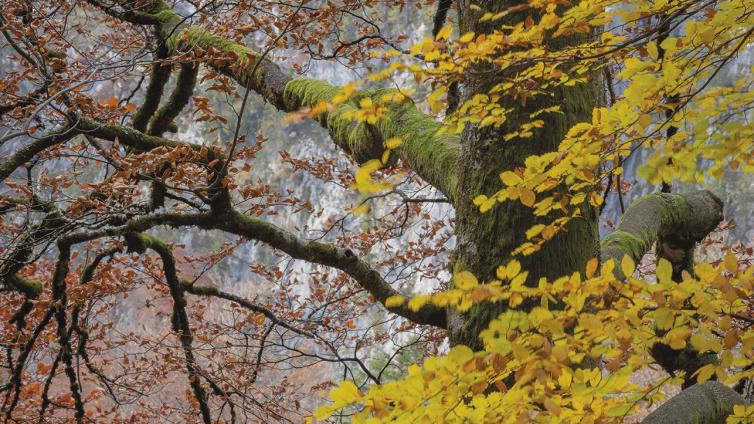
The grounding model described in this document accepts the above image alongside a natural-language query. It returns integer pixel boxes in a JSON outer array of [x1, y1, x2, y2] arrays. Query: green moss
[[284, 78, 460, 200], [9, 275, 43, 298], [600, 230, 648, 262]]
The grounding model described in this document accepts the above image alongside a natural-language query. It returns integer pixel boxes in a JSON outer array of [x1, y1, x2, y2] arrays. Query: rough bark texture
[[642, 381, 745, 424], [449, 0, 600, 349]]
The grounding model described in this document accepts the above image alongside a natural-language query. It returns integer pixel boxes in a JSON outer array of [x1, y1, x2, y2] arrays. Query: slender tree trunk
[[449, 0, 600, 348]]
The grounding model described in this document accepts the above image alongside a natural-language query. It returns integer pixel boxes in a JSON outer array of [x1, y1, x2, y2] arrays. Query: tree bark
[[601, 190, 723, 280], [642, 381, 745, 424], [449, 0, 600, 349]]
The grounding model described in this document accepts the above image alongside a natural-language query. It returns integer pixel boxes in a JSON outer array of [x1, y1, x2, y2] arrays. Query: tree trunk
[[448, 0, 600, 348]]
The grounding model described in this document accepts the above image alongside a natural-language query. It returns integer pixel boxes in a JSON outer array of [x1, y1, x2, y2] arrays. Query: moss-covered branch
[[0, 126, 79, 182], [138, 234, 212, 424], [642, 381, 745, 424], [600, 191, 730, 419], [55, 204, 446, 328], [217, 208, 448, 328], [600, 190, 723, 280], [132, 36, 171, 133], [148, 62, 198, 136], [139, 1, 460, 201], [0, 208, 66, 298]]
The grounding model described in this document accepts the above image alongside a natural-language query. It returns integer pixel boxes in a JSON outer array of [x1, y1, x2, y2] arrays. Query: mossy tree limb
[[148, 62, 198, 137], [139, 2, 460, 201], [642, 381, 745, 424], [131, 35, 171, 133], [137, 234, 212, 424], [49, 173, 446, 328], [601, 190, 727, 414], [0, 125, 79, 182], [600, 190, 723, 280]]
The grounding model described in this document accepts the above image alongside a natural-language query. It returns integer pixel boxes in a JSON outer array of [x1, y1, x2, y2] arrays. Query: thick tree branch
[[600, 190, 728, 417], [130, 1, 461, 201], [132, 36, 171, 133], [140, 234, 212, 424], [0, 125, 79, 182], [600, 190, 723, 280], [148, 62, 198, 137], [57, 205, 446, 328], [50, 244, 85, 422], [642, 381, 745, 424], [216, 209, 447, 328]]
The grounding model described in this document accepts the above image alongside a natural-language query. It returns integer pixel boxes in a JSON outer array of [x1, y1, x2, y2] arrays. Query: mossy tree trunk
[[449, 0, 600, 349]]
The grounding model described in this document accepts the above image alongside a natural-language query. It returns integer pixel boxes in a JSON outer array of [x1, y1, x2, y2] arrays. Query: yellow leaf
[[385, 295, 405, 308], [436, 25, 452, 41], [637, 113, 652, 129], [647, 41, 659, 60], [665, 326, 691, 350], [620, 255, 636, 278], [329, 381, 361, 403], [694, 364, 715, 383], [520, 189, 535, 207], [724, 253, 738, 273], [654, 307, 674, 330], [359, 97, 373, 108], [607, 404, 633, 417], [526, 224, 545, 239], [540, 14, 560, 30], [506, 261, 522, 279], [459, 32, 475, 43], [657, 258, 673, 283], [500, 171, 523, 186], [454, 271, 479, 290], [586, 258, 598, 278], [408, 295, 430, 311], [589, 191, 603, 206], [480, 115, 497, 128], [427, 86, 448, 115]]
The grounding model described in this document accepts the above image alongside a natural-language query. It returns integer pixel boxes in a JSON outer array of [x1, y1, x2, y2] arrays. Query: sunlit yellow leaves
[[656, 258, 673, 284], [500, 171, 523, 186], [319, 250, 754, 423], [540, 13, 560, 30], [385, 295, 405, 308], [427, 86, 448, 115], [351, 159, 392, 197], [620, 255, 636, 278], [664, 326, 692, 350], [435, 26, 453, 41], [725, 253, 739, 273], [654, 308, 675, 331], [315, 0, 754, 421], [729, 404, 754, 424], [314, 381, 362, 419], [454, 271, 479, 290]]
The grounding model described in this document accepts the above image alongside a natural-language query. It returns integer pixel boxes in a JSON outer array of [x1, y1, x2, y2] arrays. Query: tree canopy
[[1, 0, 754, 422]]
